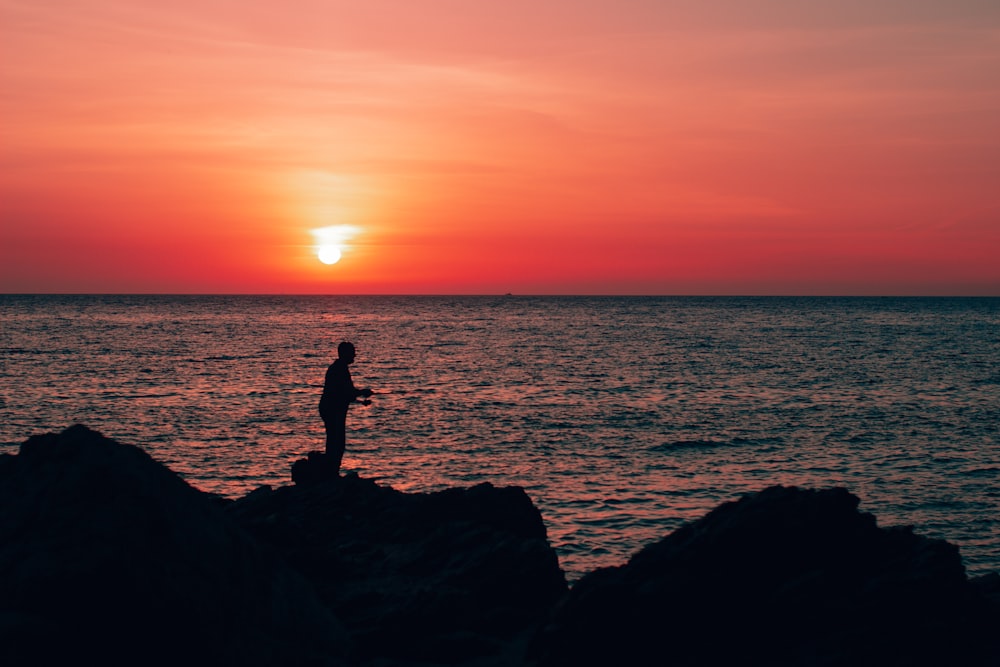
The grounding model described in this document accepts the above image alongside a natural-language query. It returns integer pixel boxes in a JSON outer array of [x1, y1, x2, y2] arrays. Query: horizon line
[[3, 292, 998, 299]]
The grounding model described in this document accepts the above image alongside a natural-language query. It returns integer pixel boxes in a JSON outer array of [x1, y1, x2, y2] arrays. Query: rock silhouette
[[528, 485, 1000, 666], [0, 425, 347, 666], [2, 426, 998, 666], [236, 452, 568, 663], [0, 426, 566, 666]]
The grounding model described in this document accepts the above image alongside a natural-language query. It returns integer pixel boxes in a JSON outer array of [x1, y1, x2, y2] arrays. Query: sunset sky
[[2, 0, 998, 295]]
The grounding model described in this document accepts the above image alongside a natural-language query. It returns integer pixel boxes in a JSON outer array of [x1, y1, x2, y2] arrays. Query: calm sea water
[[2, 295, 998, 580]]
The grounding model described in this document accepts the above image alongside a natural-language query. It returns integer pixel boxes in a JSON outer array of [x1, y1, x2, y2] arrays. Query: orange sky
[[2, 0, 998, 294]]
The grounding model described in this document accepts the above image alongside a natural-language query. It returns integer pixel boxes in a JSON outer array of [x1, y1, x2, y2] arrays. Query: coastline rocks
[[0, 428, 567, 666], [4, 427, 998, 666], [230, 452, 568, 664], [0, 425, 348, 666], [528, 485, 1000, 666]]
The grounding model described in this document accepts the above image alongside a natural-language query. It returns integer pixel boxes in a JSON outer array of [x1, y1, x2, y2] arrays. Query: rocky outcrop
[[231, 452, 568, 664], [3, 427, 998, 667], [0, 425, 347, 666], [528, 485, 1000, 666], [0, 427, 566, 666]]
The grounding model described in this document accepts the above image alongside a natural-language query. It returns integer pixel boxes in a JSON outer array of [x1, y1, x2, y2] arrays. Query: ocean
[[2, 295, 998, 581]]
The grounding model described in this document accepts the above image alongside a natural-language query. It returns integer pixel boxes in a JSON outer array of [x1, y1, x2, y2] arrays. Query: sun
[[318, 244, 342, 265], [311, 224, 360, 266]]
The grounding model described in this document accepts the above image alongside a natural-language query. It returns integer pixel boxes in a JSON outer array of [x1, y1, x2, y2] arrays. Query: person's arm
[[328, 362, 360, 404], [345, 367, 369, 401]]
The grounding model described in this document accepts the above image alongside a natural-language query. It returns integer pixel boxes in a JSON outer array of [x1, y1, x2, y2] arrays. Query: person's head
[[337, 341, 356, 363]]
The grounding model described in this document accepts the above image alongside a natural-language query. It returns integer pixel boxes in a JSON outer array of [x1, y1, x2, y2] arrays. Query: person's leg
[[325, 407, 348, 474]]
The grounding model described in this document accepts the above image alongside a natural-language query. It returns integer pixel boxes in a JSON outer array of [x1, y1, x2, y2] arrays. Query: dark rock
[[529, 485, 1000, 667], [0, 425, 349, 666], [8, 427, 997, 667], [291, 450, 340, 486], [229, 461, 569, 664], [971, 571, 1000, 608]]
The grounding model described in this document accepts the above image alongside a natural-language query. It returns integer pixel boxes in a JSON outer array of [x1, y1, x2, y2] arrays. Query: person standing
[[319, 341, 373, 474]]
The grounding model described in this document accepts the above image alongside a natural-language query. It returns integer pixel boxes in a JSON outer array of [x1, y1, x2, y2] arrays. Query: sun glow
[[317, 245, 342, 265], [312, 225, 360, 266]]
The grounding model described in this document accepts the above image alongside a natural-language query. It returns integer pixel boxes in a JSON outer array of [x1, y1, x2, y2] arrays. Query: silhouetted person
[[319, 341, 373, 474]]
